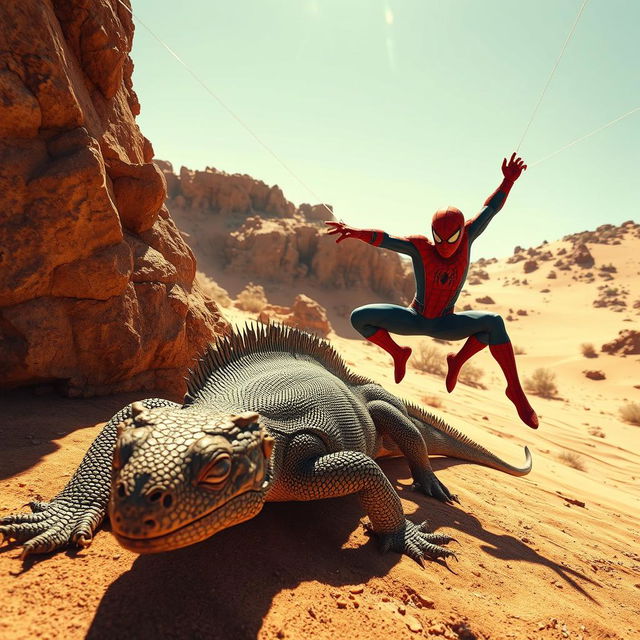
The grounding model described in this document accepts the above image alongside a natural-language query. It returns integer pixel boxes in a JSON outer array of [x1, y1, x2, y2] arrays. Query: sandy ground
[[1, 230, 640, 639]]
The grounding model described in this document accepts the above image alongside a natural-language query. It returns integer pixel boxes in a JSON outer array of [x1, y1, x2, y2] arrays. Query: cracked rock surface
[[0, 0, 227, 396]]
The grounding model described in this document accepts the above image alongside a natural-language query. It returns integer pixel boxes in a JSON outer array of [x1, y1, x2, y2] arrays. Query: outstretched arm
[[467, 153, 527, 241], [325, 221, 420, 258]]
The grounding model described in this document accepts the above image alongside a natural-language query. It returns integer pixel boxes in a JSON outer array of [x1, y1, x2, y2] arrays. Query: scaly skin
[[1, 324, 532, 564]]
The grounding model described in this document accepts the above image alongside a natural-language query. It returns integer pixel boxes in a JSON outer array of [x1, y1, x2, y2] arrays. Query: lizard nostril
[[163, 494, 173, 508], [144, 519, 156, 529], [149, 491, 162, 502]]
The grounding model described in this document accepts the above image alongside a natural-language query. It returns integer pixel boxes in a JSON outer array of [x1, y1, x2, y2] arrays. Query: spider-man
[[326, 153, 538, 429]]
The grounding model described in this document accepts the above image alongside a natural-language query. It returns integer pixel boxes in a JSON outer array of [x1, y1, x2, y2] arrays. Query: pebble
[[348, 585, 364, 594], [405, 615, 422, 633]]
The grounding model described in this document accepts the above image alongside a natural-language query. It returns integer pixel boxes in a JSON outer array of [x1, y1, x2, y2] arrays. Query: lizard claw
[[74, 533, 92, 549], [413, 470, 457, 504], [373, 519, 459, 565]]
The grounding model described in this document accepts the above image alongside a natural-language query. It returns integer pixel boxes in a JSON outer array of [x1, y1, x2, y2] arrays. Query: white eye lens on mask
[[447, 229, 461, 244], [433, 229, 443, 243]]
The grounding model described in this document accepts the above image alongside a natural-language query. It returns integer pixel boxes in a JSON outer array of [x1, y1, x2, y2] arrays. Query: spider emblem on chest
[[433, 266, 460, 287]]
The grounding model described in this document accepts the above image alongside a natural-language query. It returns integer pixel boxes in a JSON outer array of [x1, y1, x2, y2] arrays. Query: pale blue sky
[[130, 0, 639, 258]]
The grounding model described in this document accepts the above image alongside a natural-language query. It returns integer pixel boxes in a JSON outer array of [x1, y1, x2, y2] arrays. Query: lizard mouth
[[112, 489, 265, 554]]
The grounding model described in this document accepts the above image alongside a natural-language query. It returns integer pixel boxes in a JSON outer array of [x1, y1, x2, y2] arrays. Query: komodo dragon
[[0, 323, 532, 564]]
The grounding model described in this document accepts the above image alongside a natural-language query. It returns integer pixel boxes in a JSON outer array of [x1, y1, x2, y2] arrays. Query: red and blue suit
[[326, 154, 538, 429]]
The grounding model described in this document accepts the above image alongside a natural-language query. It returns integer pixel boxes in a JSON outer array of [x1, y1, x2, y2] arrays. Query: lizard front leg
[[368, 400, 458, 504], [281, 433, 456, 564], [0, 398, 179, 558]]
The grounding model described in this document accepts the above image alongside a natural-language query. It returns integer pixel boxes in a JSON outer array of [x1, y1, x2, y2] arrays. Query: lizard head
[[108, 402, 274, 553]]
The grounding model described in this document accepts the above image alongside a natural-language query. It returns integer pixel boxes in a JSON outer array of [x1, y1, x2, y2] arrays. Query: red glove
[[501, 152, 527, 182], [484, 153, 527, 208], [325, 221, 383, 245]]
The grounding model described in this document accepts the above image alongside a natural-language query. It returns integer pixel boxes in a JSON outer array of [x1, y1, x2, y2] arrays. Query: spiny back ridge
[[186, 322, 372, 398], [404, 400, 496, 457]]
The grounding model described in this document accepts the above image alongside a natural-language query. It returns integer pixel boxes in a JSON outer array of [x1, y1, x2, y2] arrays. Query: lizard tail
[[405, 402, 532, 477]]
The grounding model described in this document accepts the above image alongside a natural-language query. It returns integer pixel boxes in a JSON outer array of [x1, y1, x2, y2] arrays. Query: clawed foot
[[368, 519, 458, 566], [0, 499, 102, 559], [412, 469, 459, 504]]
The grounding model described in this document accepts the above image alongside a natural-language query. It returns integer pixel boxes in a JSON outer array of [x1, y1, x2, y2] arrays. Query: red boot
[[489, 342, 539, 429], [367, 329, 412, 384], [446, 335, 487, 393]]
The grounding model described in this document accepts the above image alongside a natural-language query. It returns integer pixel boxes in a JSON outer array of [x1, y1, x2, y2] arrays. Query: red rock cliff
[[0, 1, 227, 396]]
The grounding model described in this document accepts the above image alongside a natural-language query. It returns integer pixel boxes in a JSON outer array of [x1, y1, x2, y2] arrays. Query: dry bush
[[235, 283, 268, 313], [514, 345, 526, 355], [581, 342, 598, 358], [558, 450, 586, 471], [619, 402, 640, 426], [421, 394, 443, 409], [411, 342, 445, 376], [524, 368, 558, 398], [459, 361, 486, 389], [196, 271, 232, 307]]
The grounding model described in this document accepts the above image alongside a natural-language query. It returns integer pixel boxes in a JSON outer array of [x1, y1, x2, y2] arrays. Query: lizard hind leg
[[367, 400, 458, 504]]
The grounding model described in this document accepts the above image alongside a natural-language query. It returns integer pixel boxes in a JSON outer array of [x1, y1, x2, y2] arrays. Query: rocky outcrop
[[226, 216, 412, 300], [165, 164, 296, 217], [571, 243, 595, 269], [161, 163, 413, 303], [0, 1, 226, 396], [601, 330, 640, 356], [258, 295, 332, 337]]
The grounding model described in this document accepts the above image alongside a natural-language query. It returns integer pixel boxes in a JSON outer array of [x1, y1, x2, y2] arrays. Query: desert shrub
[[458, 361, 486, 389], [513, 345, 526, 355], [524, 368, 558, 398], [619, 402, 640, 426], [196, 272, 232, 307], [558, 450, 586, 471], [411, 342, 445, 376], [581, 343, 598, 358], [235, 283, 268, 313]]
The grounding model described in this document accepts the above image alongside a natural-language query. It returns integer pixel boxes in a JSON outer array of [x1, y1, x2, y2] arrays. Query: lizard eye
[[198, 453, 232, 488], [432, 229, 443, 243], [447, 228, 461, 244]]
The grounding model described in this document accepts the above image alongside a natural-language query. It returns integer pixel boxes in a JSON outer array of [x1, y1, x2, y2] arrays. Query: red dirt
[[1, 386, 639, 640]]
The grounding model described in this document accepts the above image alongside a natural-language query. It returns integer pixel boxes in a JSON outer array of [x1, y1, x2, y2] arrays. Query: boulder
[[601, 330, 640, 356], [0, 0, 227, 396]]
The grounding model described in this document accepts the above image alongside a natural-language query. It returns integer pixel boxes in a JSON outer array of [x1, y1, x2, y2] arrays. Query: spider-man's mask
[[432, 207, 464, 258]]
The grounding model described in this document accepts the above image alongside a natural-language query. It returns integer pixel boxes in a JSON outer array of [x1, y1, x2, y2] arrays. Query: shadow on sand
[[86, 458, 601, 639], [0, 390, 175, 482]]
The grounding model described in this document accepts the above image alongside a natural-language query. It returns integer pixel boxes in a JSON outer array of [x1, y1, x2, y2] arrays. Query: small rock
[[405, 615, 423, 633]]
